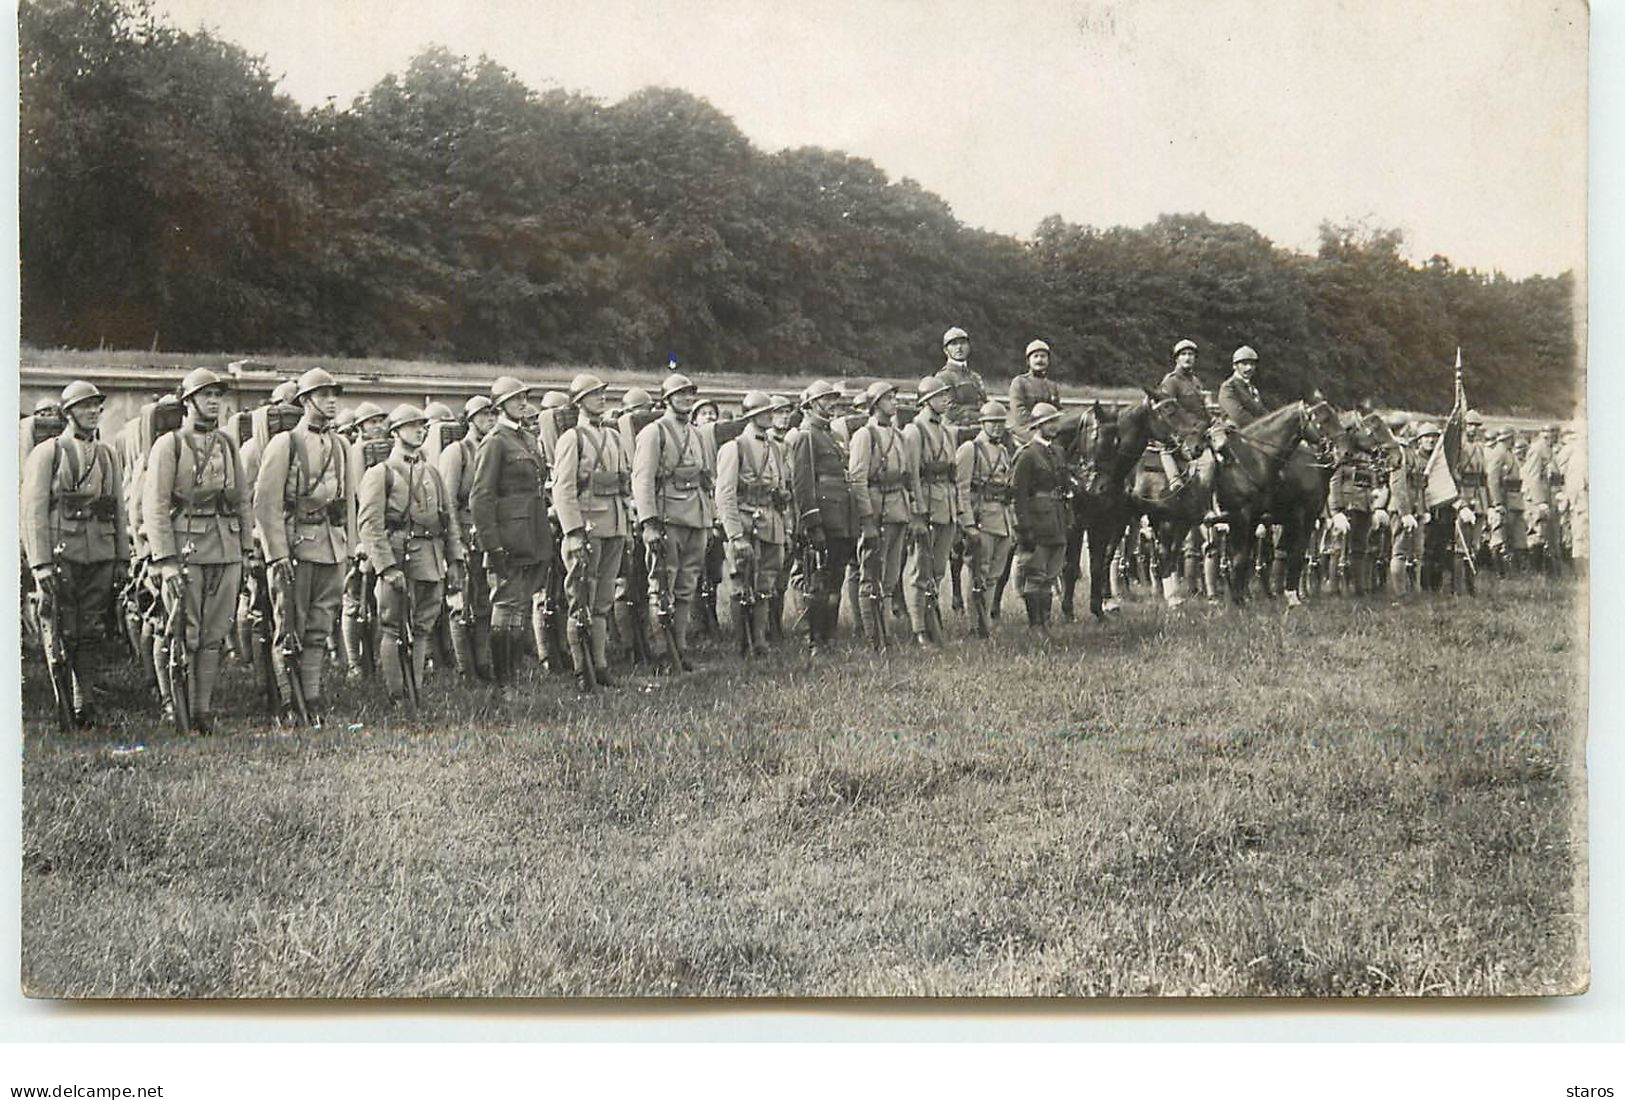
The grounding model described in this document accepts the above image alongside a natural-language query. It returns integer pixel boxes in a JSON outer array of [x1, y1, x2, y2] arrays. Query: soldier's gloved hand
[[640, 519, 665, 547], [156, 559, 184, 584], [807, 525, 827, 549], [1401, 514, 1418, 533], [1488, 506, 1503, 529], [1457, 506, 1477, 525], [1371, 508, 1390, 530], [859, 518, 879, 542], [907, 516, 927, 538], [447, 561, 466, 595], [484, 548, 509, 575], [1330, 511, 1351, 535], [381, 565, 407, 591], [563, 528, 587, 555]]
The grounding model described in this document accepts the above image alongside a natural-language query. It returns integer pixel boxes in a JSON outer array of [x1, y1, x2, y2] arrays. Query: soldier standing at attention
[[1326, 416, 1381, 596], [902, 375, 958, 646], [533, 388, 574, 677], [956, 400, 1016, 638], [847, 381, 913, 650], [439, 395, 497, 681], [935, 326, 988, 431], [632, 373, 711, 672], [1456, 411, 1490, 572], [716, 392, 792, 657], [789, 380, 858, 655], [357, 405, 464, 704], [1157, 338, 1217, 600], [340, 401, 389, 678], [764, 394, 798, 641], [1011, 403, 1069, 630], [253, 369, 355, 724], [1008, 339, 1060, 440], [470, 376, 555, 694], [1383, 419, 1426, 596], [552, 373, 632, 691], [1485, 426, 1527, 577], [142, 369, 253, 732], [23, 381, 128, 726]]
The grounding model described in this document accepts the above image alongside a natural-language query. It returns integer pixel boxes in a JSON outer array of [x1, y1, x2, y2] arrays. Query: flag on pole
[[1424, 348, 1467, 508]]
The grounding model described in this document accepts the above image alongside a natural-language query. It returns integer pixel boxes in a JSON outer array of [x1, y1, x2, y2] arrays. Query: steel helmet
[[294, 368, 343, 400], [942, 326, 970, 348], [270, 380, 300, 405], [60, 380, 105, 411], [490, 376, 531, 407], [1465, 409, 1485, 425], [979, 400, 1008, 422], [538, 390, 570, 411], [179, 367, 228, 401], [424, 401, 455, 422], [917, 375, 952, 402], [33, 395, 62, 415], [864, 380, 897, 407], [387, 403, 429, 433], [352, 401, 387, 426], [464, 395, 494, 418], [660, 373, 698, 400], [1028, 402, 1064, 429], [770, 393, 793, 411], [1414, 421, 1441, 439], [334, 409, 356, 432], [741, 390, 773, 416], [1025, 339, 1051, 358], [621, 387, 653, 412], [568, 373, 608, 405], [1232, 345, 1259, 365], [801, 379, 839, 406], [691, 396, 718, 416], [1173, 339, 1199, 356]]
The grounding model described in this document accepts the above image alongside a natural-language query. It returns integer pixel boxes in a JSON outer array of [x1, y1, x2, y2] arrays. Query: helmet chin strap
[[187, 398, 219, 431]]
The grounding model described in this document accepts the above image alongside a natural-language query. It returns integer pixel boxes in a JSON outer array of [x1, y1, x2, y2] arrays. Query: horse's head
[[1141, 385, 1206, 458], [1302, 400, 1343, 447]]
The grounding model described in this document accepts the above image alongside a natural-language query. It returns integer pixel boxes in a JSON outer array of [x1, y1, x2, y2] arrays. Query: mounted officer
[[22, 380, 128, 727], [956, 400, 1016, 638], [934, 326, 988, 430], [1217, 345, 1267, 428], [1009, 339, 1060, 440], [789, 380, 858, 655], [357, 404, 464, 705], [439, 395, 497, 681], [1011, 402, 1069, 630], [552, 372, 633, 691], [470, 376, 555, 694], [1156, 338, 1218, 600], [252, 368, 355, 725], [631, 373, 711, 672]]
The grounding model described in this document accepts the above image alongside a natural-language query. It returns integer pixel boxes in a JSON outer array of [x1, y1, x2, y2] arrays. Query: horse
[[1053, 390, 1191, 620]]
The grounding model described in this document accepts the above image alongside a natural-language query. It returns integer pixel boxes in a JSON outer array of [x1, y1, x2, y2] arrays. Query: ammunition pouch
[[921, 460, 955, 483], [60, 494, 117, 521]]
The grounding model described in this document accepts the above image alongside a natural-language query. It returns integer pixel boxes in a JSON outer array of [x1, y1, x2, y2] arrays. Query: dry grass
[[20, 576, 1586, 998]]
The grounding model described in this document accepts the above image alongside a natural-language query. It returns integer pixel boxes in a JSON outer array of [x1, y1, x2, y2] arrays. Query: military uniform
[[553, 403, 632, 684], [847, 406, 912, 648], [1011, 429, 1069, 624], [254, 409, 356, 713], [1485, 435, 1527, 568], [144, 410, 254, 723], [955, 419, 1015, 636], [716, 415, 791, 654], [470, 399, 555, 686], [1326, 452, 1382, 595], [1008, 373, 1060, 439], [357, 424, 464, 700], [902, 399, 958, 639], [789, 399, 858, 650], [1217, 373, 1266, 427], [439, 406, 494, 679], [632, 399, 712, 664], [340, 408, 390, 676], [22, 399, 129, 720], [1157, 367, 1208, 449], [1521, 435, 1560, 570], [1385, 442, 1427, 593]]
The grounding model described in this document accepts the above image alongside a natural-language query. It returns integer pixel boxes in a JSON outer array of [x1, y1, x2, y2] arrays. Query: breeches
[[726, 537, 785, 600], [904, 522, 956, 628], [490, 561, 547, 628], [378, 576, 444, 639], [648, 524, 707, 608], [165, 560, 245, 652], [283, 560, 344, 648], [1390, 521, 1423, 562], [1490, 510, 1527, 551], [342, 560, 371, 615], [965, 529, 1012, 592], [52, 558, 116, 645], [857, 522, 906, 600], [1527, 506, 1558, 549], [564, 536, 626, 622], [1017, 543, 1065, 594]]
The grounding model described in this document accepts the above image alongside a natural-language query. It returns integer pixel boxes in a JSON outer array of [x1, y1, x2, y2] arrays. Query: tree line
[[20, 0, 1579, 416]]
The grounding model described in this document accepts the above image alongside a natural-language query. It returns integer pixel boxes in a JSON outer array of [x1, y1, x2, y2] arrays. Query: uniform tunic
[[633, 412, 711, 608], [358, 448, 463, 644], [1484, 442, 1527, 552], [22, 427, 128, 643], [956, 431, 1016, 596], [554, 416, 632, 623], [935, 362, 989, 428], [1217, 374, 1266, 426], [1008, 373, 1061, 438], [1158, 367, 1209, 450], [470, 418, 554, 627], [903, 409, 957, 632], [716, 427, 791, 600], [847, 417, 912, 601], [1012, 435, 1068, 595]]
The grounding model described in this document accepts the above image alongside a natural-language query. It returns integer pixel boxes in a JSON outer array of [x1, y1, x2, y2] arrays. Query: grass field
[[20, 577, 1586, 998]]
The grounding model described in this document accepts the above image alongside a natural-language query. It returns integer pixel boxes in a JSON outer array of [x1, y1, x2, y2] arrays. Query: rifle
[[395, 568, 420, 713], [732, 527, 760, 657], [163, 569, 193, 735], [245, 557, 278, 710], [1454, 516, 1478, 576], [269, 559, 312, 727], [913, 525, 946, 643], [568, 534, 598, 690], [118, 558, 148, 662], [35, 566, 77, 732], [646, 525, 689, 670]]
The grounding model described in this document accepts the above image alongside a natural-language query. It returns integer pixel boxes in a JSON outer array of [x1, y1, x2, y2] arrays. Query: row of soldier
[[21, 326, 1584, 733]]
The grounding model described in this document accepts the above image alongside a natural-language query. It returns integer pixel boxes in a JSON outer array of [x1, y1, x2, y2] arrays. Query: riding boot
[[733, 596, 751, 658], [751, 599, 772, 656], [297, 644, 326, 727], [1023, 593, 1040, 627], [1059, 575, 1077, 622], [1269, 557, 1288, 599], [1203, 557, 1223, 603], [450, 616, 478, 680], [865, 596, 887, 651], [1451, 558, 1467, 596], [1389, 553, 1408, 596], [950, 559, 965, 614], [193, 644, 223, 729], [970, 585, 990, 638], [1037, 592, 1054, 632], [767, 592, 785, 642], [489, 629, 510, 689], [1351, 555, 1367, 597], [589, 620, 618, 687], [342, 612, 367, 678], [671, 602, 697, 671], [379, 630, 405, 700], [1183, 556, 1201, 599]]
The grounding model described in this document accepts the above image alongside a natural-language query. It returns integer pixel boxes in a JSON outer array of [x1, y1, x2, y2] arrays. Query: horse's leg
[[1059, 509, 1085, 622], [1229, 516, 1253, 605], [1278, 515, 1307, 606], [1092, 520, 1125, 618]]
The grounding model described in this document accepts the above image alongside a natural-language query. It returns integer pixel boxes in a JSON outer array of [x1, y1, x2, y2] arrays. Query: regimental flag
[[1424, 348, 1468, 508]]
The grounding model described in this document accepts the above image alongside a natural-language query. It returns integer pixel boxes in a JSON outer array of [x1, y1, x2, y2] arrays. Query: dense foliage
[[20, 0, 1578, 414]]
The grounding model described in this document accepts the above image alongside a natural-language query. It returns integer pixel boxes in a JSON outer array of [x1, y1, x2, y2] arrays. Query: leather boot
[[1389, 553, 1408, 596], [671, 602, 697, 671], [865, 596, 887, 651], [566, 620, 594, 692], [732, 596, 752, 658], [450, 616, 478, 680], [379, 631, 405, 699], [589, 620, 618, 687], [751, 598, 772, 656], [193, 645, 223, 731], [342, 612, 367, 678], [1203, 556, 1222, 603], [298, 644, 326, 727]]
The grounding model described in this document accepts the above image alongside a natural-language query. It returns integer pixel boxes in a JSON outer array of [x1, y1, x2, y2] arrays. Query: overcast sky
[[154, 0, 1587, 279]]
